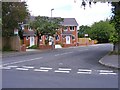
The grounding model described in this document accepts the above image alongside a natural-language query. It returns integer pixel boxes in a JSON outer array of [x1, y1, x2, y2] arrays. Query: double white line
[[54, 68, 72, 73], [98, 70, 117, 75], [77, 69, 92, 74]]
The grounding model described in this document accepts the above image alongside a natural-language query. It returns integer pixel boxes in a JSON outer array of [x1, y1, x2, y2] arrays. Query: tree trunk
[[37, 30, 40, 47]]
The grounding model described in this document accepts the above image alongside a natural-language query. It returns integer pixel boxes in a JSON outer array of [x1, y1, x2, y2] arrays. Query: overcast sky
[[26, 0, 113, 26]]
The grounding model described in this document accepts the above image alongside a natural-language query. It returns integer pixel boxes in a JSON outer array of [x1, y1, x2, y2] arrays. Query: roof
[[23, 30, 36, 36], [62, 31, 72, 35], [61, 18, 79, 26], [29, 16, 79, 26]]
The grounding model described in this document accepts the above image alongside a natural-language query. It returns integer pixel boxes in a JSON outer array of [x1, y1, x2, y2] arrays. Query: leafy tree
[[88, 20, 115, 43], [2, 2, 29, 37], [30, 16, 63, 46], [110, 2, 120, 51], [78, 25, 91, 38]]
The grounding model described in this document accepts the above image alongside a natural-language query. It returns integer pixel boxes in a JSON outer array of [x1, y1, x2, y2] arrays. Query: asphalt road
[[1, 44, 118, 88]]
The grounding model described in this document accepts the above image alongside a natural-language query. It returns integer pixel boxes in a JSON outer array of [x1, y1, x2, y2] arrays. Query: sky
[[25, 0, 113, 26]]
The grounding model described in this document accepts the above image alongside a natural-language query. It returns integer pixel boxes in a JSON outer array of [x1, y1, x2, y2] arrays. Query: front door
[[30, 36, 34, 47], [66, 36, 70, 44]]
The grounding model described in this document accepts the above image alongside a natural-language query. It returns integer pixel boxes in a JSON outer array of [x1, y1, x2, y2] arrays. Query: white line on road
[[58, 68, 72, 71], [2, 57, 43, 66], [77, 72, 92, 74], [16, 68, 29, 71], [78, 69, 92, 72], [7, 66, 18, 68], [0, 67, 11, 70], [22, 66, 34, 69], [34, 69, 49, 72], [98, 70, 113, 73], [55, 52, 73, 56], [40, 67, 52, 70], [99, 73, 117, 75], [54, 70, 70, 73]]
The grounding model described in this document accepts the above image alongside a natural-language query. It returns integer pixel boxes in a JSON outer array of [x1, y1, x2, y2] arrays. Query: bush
[[28, 45, 38, 49]]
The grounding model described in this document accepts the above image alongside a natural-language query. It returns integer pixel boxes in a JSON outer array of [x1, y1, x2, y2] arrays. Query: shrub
[[28, 45, 38, 49]]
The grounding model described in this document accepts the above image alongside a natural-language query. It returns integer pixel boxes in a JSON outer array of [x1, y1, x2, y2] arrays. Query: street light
[[51, 8, 54, 18]]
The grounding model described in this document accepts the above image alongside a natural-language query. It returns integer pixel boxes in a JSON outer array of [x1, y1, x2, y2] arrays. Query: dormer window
[[70, 26, 74, 31]]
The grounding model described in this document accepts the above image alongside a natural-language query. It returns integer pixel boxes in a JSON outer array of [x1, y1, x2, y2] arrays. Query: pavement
[[2, 48, 120, 69], [99, 54, 119, 69]]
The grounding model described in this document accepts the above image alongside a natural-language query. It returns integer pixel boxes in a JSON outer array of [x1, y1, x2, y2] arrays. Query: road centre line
[[16, 68, 29, 71], [78, 69, 92, 72], [54, 70, 70, 73], [2, 57, 43, 66], [40, 67, 52, 70], [77, 72, 92, 74], [58, 68, 72, 71], [98, 70, 113, 73], [6, 66, 18, 68], [55, 52, 73, 56], [34, 69, 49, 72], [99, 73, 117, 75], [0, 67, 11, 70], [22, 66, 34, 69]]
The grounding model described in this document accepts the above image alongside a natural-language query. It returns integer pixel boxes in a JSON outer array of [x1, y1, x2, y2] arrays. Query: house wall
[[54, 26, 78, 47], [23, 36, 37, 47]]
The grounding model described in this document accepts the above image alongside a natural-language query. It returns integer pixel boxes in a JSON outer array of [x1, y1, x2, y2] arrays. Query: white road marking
[[40, 67, 52, 70], [22, 66, 34, 69], [34, 69, 49, 72], [78, 69, 92, 72], [0, 67, 11, 70], [2, 57, 43, 66], [99, 73, 117, 75], [58, 68, 72, 71], [16, 68, 29, 71], [98, 70, 113, 73], [55, 54, 60, 56], [7, 66, 18, 68], [55, 52, 73, 56], [77, 72, 92, 74], [54, 70, 70, 73]]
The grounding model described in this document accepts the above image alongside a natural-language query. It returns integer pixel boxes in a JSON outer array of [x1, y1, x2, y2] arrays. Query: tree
[[110, 2, 120, 51], [2, 2, 29, 37], [30, 16, 63, 46], [87, 20, 115, 43], [78, 25, 91, 38]]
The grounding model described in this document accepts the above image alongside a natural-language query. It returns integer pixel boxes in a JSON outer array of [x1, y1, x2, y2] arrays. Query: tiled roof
[[23, 30, 36, 36], [61, 18, 79, 26]]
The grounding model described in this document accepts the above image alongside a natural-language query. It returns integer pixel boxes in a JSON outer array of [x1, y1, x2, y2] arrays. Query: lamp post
[[50, 8, 54, 49], [51, 8, 54, 18]]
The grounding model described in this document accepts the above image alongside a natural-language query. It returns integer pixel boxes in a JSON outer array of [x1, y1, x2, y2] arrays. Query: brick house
[[22, 17, 79, 48], [55, 18, 79, 47], [39, 18, 79, 48], [22, 24, 37, 47]]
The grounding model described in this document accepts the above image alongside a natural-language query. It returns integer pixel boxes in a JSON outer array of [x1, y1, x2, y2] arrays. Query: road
[[1, 44, 118, 88]]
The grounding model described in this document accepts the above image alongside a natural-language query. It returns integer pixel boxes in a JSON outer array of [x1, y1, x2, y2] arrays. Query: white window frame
[[70, 26, 74, 31]]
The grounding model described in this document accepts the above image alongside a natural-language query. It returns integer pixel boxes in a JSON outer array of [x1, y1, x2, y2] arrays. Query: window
[[70, 26, 74, 31], [26, 36, 29, 40], [55, 35, 59, 41], [72, 35, 75, 40], [39, 36, 42, 41]]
